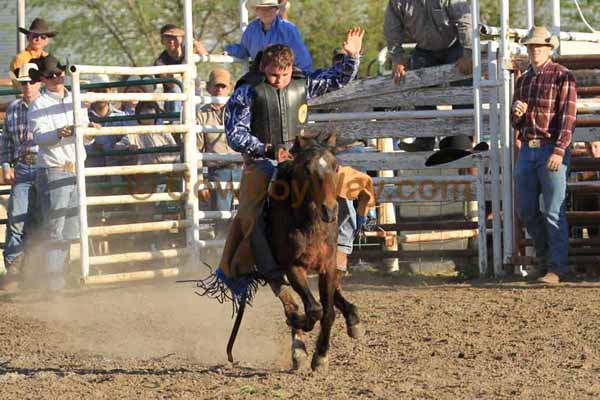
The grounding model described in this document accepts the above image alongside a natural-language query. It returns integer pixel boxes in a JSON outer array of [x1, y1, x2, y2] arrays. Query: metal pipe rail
[[89, 220, 189, 236], [82, 124, 188, 136], [87, 192, 183, 206], [480, 24, 600, 43], [195, 54, 246, 64], [80, 92, 187, 103], [195, 96, 229, 105], [70, 64, 189, 76], [84, 163, 187, 177]]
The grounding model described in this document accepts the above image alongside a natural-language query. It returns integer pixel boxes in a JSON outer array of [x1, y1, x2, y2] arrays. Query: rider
[[218, 28, 365, 298]]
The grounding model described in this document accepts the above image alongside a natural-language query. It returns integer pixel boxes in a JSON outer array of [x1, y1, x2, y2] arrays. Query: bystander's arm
[[553, 71, 578, 157]]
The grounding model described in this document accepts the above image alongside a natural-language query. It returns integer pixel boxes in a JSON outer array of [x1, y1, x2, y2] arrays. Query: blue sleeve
[[224, 84, 265, 157], [305, 55, 360, 99], [224, 43, 249, 59], [289, 25, 313, 73]]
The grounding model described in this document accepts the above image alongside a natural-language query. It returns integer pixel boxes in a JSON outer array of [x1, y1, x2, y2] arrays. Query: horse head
[[290, 131, 339, 224]]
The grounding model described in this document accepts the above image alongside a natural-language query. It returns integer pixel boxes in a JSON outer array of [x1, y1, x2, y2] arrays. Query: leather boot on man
[[0, 254, 23, 291]]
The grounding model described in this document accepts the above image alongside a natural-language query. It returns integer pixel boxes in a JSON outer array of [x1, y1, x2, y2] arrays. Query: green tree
[[27, 0, 241, 67]]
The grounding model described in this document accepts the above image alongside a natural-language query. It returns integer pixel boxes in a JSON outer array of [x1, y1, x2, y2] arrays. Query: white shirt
[[28, 88, 91, 168]]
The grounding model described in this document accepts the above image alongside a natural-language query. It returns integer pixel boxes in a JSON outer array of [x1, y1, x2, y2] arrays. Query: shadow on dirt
[[0, 360, 284, 379]]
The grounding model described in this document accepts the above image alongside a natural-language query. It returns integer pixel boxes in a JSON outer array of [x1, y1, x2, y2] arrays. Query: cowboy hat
[[28, 55, 68, 83], [252, 0, 282, 7], [9, 63, 39, 83], [160, 24, 185, 37], [425, 135, 489, 167], [18, 18, 56, 37], [521, 26, 559, 49]]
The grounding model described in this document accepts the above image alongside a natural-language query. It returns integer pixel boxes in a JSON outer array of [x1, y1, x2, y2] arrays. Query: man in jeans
[[384, 0, 473, 151], [512, 27, 577, 284], [0, 63, 41, 290], [196, 68, 240, 240], [28, 55, 96, 290]]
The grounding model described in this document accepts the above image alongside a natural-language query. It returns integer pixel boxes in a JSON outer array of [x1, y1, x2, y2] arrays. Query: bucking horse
[[187, 132, 363, 372]]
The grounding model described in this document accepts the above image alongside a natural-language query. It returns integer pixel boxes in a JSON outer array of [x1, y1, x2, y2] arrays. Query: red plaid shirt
[[511, 60, 577, 157]]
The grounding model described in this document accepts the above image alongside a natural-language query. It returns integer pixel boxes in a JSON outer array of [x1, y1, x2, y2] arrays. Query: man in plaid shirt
[[0, 63, 41, 290], [512, 26, 577, 284]]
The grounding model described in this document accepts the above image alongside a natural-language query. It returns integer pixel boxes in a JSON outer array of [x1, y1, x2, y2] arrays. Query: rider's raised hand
[[343, 27, 365, 58]]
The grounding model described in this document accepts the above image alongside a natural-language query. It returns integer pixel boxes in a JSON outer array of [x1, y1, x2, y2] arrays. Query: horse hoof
[[292, 347, 309, 370], [347, 322, 365, 339], [311, 354, 329, 372]]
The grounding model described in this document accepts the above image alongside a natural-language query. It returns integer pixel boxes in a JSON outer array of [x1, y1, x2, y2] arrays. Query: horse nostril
[[321, 204, 337, 223]]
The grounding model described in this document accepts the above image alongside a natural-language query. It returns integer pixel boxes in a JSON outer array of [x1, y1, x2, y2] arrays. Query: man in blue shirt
[[218, 28, 364, 297], [224, 0, 313, 72]]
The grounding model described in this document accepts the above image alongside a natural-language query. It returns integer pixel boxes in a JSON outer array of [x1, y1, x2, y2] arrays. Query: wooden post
[[377, 138, 399, 272]]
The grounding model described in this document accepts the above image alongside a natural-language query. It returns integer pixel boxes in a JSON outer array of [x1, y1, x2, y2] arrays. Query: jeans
[[208, 166, 242, 239], [401, 41, 471, 149], [37, 168, 80, 289], [3, 162, 38, 266], [515, 143, 570, 276]]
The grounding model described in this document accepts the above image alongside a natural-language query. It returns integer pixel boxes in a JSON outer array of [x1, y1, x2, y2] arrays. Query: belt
[[526, 139, 553, 148], [17, 153, 37, 165]]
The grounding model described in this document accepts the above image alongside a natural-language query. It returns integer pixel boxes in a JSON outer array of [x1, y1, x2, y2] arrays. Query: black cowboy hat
[[28, 55, 68, 83], [425, 135, 489, 167], [18, 18, 56, 37]]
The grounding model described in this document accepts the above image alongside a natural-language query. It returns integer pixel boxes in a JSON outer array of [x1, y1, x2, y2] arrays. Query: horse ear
[[321, 132, 336, 147]]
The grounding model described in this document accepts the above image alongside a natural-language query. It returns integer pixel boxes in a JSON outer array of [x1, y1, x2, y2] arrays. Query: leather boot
[[0, 255, 23, 291]]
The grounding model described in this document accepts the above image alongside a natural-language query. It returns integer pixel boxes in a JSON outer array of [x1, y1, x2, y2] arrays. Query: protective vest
[[237, 70, 308, 147]]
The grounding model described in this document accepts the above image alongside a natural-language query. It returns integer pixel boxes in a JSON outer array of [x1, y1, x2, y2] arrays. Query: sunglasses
[[30, 33, 48, 40], [162, 34, 181, 41], [43, 72, 64, 80]]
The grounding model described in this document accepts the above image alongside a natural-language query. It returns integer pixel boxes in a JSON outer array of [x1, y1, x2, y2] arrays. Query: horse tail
[[227, 294, 247, 363]]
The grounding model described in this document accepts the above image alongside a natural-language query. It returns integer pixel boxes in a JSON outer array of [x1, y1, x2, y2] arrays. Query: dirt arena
[[1, 271, 600, 399]]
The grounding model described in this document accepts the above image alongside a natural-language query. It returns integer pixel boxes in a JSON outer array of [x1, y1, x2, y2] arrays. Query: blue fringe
[[215, 268, 252, 305]]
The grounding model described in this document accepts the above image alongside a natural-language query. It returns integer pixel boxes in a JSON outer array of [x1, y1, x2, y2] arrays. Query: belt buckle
[[529, 139, 541, 148]]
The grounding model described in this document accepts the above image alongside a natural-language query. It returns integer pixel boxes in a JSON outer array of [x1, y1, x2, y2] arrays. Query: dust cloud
[[11, 275, 290, 368]]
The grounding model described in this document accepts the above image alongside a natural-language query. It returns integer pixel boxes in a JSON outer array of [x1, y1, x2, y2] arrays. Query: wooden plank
[[309, 64, 469, 107], [350, 249, 477, 260], [378, 221, 488, 231], [311, 117, 487, 139], [375, 181, 491, 203], [311, 87, 491, 111], [338, 151, 487, 171], [574, 127, 600, 142]]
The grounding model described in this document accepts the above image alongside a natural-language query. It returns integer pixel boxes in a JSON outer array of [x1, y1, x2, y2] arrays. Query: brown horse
[[267, 132, 363, 371]]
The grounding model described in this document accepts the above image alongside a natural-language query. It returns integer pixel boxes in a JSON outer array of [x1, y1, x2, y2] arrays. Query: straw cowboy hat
[[252, 0, 283, 7], [9, 63, 39, 83], [425, 135, 489, 167], [521, 26, 559, 49], [18, 18, 57, 37]]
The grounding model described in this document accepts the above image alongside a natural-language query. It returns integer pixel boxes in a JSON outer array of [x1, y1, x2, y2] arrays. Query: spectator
[[123, 101, 178, 165], [224, 0, 313, 73], [9, 18, 55, 88], [0, 63, 42, 291], [512, 27, 577, 284], [120, 77, 153, 116], [219, 28, 364, 298], [154, 24, 208, 114], [196, 68, 239, 239], [384, 0, 473, 151], [85, 74, 129, 169], [28, 55, 97, 290]]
